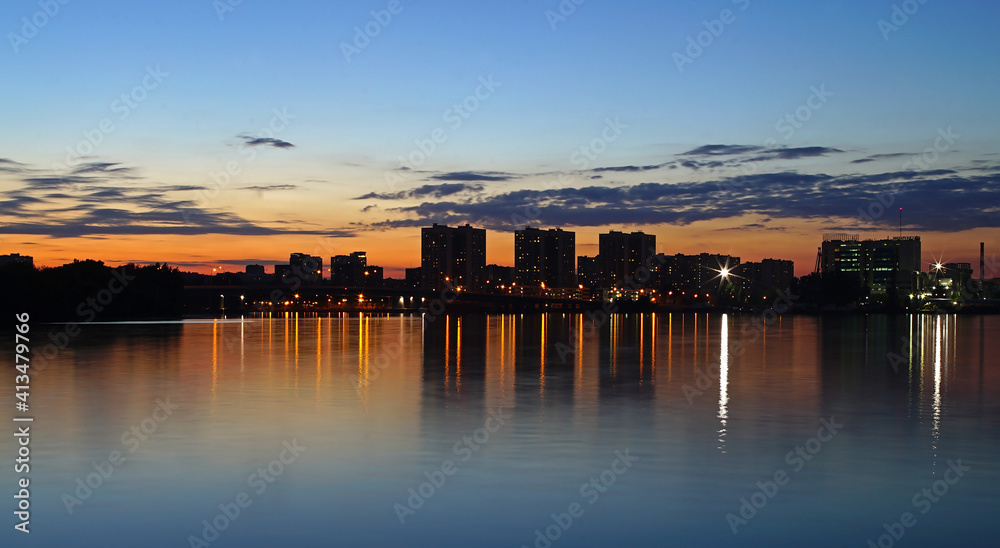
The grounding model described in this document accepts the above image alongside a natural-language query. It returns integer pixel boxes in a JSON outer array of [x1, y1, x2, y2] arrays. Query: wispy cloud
[[428, 171, 519, 182], [238, 135, 295, 148], [355, 182, 485, 200]]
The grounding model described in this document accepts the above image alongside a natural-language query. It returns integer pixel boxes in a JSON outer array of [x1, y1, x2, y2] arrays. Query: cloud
[[681, 144, 763, 156], [240, 184, 299, 192], [71, 162, 134, 175], [364, 169, 1000, 233], [851, 152, 911, 164], [428, 171, 519, 182], [0, 157, 351, 238], [238, 135, 295, 148], [677, 144, 844, 167], [592, 162, 669, 173], [355, 182, 485, 200]]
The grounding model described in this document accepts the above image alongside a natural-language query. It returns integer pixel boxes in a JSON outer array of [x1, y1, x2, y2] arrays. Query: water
[[2, 313, 997, 547]]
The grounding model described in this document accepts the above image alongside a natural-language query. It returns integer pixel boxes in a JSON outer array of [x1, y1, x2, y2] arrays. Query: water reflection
[[718, 313, 729, 453], [7, 314, 999, 547]]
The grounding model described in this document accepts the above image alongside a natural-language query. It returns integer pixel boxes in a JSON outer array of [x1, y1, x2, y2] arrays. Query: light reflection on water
[[2, 313, 998, 547]]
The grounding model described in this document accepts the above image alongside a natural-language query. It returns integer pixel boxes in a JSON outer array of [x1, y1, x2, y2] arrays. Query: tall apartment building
[[514, 227, 575, 288], [598, 231, 656, 288], [421, 223, 486, 291]]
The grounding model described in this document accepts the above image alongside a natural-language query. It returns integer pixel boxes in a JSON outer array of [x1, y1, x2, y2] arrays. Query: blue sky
[[2, 0, 999, 273]]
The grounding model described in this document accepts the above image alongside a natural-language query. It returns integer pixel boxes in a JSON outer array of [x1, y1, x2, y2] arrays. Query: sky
[[2, 0, 999, 277]]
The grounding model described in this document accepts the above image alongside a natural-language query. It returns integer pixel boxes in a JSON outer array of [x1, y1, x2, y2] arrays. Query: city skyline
[[3, 1, 1000, 278], [3, 223, 994, 281]]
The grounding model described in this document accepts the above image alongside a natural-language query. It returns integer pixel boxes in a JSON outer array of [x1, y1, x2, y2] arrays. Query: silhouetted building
[[577, 256, 601, 288], [0, 253, 33, 267], [821, 234, 921, 295], [738, 258, 794, 303], [330, 252, 382, 287], [485, 264, 514, 290], [405, 267, 422, 289], [514, 227, 575, 288], [331, 252, 365, 286], [289, 253, 323, 284], [598, 231, 655, 288], [241, 264, 267, 283], [658, 253, 741, 300], [421, 223, 486, 291], [942, 262, 973, 290]]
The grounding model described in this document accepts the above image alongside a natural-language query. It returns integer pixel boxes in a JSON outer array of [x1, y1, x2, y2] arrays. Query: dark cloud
[[681, 144, 763, 156], [0, 157, 350, 238], [428, 171, 518, 182], [71, 162, 133, 175], [238, 135, 295, 148], [365, 169, 1000, 233], [767, 146, 844, 160], [851, 152, 911, 164], [592, 162, 669, 173], [677, 145, 843, 168], [355, 182, 485, 200]]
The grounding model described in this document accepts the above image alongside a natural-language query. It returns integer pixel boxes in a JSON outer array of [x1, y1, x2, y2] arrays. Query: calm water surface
[[2, 313, 998, 547]]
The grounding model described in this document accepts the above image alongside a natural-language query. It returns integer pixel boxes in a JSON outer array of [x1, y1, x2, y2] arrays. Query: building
[[598, 231, 656, 288], [514, 227, 575, 288], [241, 264, 268, 283], [820, 234, 862, 275], [331, 252, 383, 288], [942, 262, 974, 291], [405, 267, 422, 289], [577, 256, 601, 288], [331, 252, 365, 287], [738, 258, 794, 303], [485, 264, 514, 290], [658, 253, 741, 300], [421, 223, 486, 291], [289, 253, 323, 284], [0, 253, 33, 267], [821, 234, 921, 295]]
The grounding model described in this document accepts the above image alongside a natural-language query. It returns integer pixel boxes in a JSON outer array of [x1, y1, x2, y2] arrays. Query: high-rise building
[[577, 256, 601, 288], [598, 231, 656, 288], [514, 227, 575, 288], [659, 253, 741, 298], [485, 264, 514, 289], [821, 234, 921, 294], [289, 253, 323, 284], [331, 252, 383, 287], [331, 252, 366, 286], [0, 253, 33, 267], [421, 223, 486, 291], [405, 267, 422, 289], [738, 258, 794, 301], [820, 234, 862, 274]]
